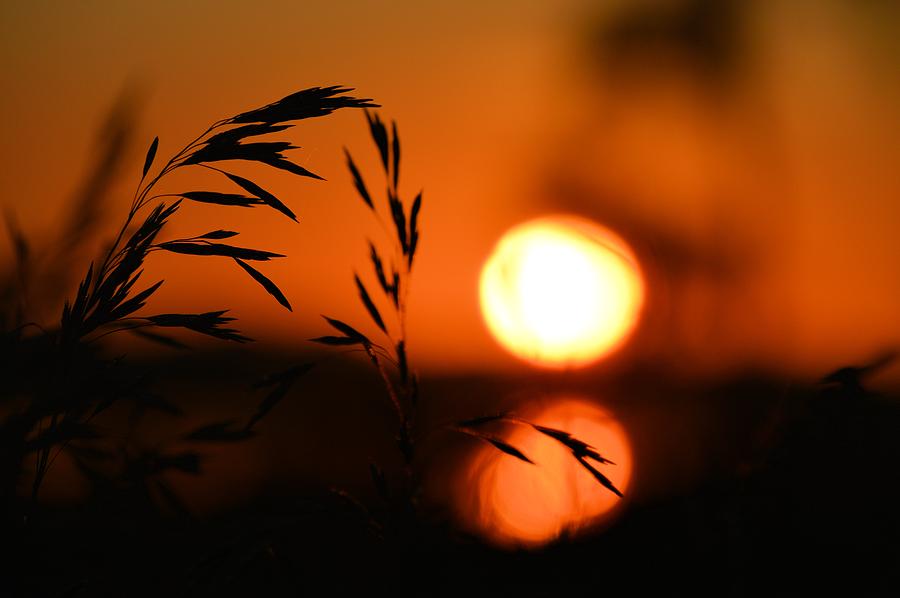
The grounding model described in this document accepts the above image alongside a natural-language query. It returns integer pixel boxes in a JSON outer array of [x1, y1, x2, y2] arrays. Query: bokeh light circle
[[480, 215, 644, 368], [455, 398, 632, 548]]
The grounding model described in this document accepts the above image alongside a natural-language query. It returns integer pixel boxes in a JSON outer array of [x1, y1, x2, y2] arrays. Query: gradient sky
[[1, 0, 898, 384]]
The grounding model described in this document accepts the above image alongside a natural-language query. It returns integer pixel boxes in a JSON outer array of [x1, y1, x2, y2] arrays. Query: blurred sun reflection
[[455, 397, 632, 548]]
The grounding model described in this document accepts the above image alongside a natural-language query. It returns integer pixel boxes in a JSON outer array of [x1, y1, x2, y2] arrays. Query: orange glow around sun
[[455, 398, 632, 548], [479, 215, 644, 369]]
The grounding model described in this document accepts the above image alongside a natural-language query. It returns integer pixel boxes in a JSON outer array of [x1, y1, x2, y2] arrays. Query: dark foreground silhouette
[[4, 349, 899, 597]]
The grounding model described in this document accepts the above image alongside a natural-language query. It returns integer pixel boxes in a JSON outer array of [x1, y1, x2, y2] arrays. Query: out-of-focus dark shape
[[0, 89, 139, 330], [822, 350, 897, 394], [245, 362, 314, 431], [1, 209, 29, 331], [588, 0, 743, 85], [47, 88, 141, 298]]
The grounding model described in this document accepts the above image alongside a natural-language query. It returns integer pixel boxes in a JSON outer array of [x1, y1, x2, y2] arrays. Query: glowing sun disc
[[479, 215, 644, 368]]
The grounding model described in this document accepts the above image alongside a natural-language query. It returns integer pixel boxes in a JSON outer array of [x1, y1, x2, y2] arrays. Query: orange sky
[[1, 0, 898, 384]]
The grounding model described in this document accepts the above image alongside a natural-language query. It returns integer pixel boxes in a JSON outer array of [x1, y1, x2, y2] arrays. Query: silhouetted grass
[[312, 111, 624, 531], [1, 85, 374, 525], [4, 81, 898, 598]]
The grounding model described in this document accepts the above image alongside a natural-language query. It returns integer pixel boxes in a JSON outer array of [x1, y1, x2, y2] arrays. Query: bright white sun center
[[480, 216, 644, 369]]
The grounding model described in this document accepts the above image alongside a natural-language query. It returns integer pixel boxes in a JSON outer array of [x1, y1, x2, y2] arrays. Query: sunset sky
[[2, 0, 898, 384]]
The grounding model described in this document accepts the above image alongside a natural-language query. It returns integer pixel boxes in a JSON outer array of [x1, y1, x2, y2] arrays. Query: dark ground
[[4, 349, 900, 597]]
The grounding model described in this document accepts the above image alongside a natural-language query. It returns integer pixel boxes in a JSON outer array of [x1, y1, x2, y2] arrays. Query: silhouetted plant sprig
[[313, 111, 422, 465], [173, 364, 314, 444], [71, 86, 376, 351], [313, 111, 624, 519], [451, 414, 623, 497], [11, 86, 374, 511], [59, 360, 314, 522]]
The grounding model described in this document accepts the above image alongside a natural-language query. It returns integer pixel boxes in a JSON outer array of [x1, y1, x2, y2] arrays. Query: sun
[[479, 215, 644, 369]]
